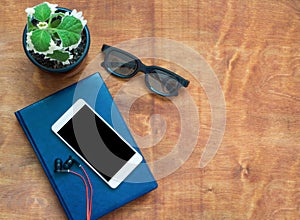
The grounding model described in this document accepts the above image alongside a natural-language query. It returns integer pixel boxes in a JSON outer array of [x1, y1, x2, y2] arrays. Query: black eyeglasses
[[101, 44, 190, 97]]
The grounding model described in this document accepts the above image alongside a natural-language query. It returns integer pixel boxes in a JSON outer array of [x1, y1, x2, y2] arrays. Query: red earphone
[[54, 156, 93, 220]]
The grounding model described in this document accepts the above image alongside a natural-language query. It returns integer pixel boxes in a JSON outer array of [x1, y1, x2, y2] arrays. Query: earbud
[[54, 158, 69, 173], [54, 156, 81, 173], [53, 155, 93, 219], [63, 155, 81, 169]]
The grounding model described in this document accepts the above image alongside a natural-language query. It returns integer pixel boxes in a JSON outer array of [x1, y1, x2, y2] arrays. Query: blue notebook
[[15, 72, 157, 220]]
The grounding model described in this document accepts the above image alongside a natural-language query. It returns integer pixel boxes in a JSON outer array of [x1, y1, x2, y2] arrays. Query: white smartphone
[[51, 99, 143, 189]]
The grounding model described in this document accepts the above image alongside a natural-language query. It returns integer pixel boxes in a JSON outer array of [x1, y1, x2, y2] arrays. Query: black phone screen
[[57, 104, 136, 181]]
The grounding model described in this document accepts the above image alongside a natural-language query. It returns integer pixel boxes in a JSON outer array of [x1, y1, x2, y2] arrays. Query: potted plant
[[22, 2, 90, 73]]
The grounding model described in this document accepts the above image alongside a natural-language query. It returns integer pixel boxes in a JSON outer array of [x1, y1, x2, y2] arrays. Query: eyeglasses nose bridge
[[138, 63, 148, 74]]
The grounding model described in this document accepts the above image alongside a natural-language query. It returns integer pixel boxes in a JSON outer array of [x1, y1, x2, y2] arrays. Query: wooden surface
[[1, 0, 299, 219]]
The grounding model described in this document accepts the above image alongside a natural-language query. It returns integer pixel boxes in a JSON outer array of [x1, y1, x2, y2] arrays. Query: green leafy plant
[[25, 2, 87, 64]]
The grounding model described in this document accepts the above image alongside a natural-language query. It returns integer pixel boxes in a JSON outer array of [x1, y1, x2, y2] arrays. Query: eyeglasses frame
[[101, 44, 190, 96]]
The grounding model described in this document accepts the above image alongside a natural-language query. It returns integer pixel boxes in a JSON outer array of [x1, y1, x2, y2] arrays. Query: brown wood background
[[1, 0, 299, 219]]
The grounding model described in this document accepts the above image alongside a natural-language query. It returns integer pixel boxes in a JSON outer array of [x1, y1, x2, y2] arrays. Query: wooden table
[[1, 0, 299, 219]]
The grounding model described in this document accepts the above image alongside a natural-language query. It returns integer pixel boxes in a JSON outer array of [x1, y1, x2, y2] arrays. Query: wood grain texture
[[1, 0, 299, 219]]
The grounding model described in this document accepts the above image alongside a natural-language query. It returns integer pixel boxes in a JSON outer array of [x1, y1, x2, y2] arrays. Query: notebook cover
[[15, 72, 157, 220]]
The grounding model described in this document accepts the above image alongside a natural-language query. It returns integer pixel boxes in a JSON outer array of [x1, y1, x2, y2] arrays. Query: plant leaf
[[55, 16, 83, 47], [47, 50, 70, 62], [49, 12, 65, 19], [50, 19, 61, 28], [27, 16, 36, 32], [30, 29, 51, 52], [33, 3, 52, 22], [49, 12, 65, 28]]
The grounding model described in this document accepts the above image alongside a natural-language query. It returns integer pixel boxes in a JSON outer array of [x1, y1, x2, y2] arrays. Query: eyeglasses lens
[[147, 69, 180, 95], [106, 51, 138, 77]]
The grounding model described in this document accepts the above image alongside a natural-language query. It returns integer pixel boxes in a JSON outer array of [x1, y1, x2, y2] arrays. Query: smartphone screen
[[52, 99, 142, 188]]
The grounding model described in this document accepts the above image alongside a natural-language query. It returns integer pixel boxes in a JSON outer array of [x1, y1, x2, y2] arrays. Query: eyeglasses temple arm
[[101, 44, 111, 52], [182, 79, 190, 87]]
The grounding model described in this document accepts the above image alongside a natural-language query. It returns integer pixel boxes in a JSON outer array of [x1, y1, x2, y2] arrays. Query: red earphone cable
[[80, 166, 93, 218], [69, 170, 91, 220]]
